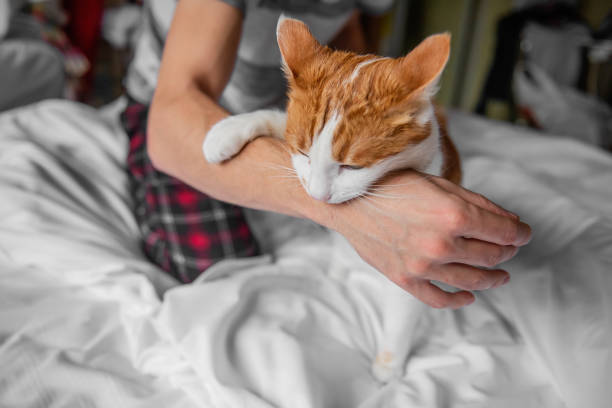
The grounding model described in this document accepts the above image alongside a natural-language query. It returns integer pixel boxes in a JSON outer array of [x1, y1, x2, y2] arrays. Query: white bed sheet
[[0, 100, 610, 407]]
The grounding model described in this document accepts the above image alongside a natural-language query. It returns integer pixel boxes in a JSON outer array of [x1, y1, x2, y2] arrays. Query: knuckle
[[442, 195, 461, 210], [425, 238, 452, 259], [394, 273, 413, 289], [444, 203, 469, 231], [409, 258, 433, 277]]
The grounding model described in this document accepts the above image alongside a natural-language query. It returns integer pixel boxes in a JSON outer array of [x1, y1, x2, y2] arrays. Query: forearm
[[148, 85, 334, 227]]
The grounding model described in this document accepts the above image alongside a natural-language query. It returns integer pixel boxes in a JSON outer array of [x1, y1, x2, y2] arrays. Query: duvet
[[0, 100, 611, 407]]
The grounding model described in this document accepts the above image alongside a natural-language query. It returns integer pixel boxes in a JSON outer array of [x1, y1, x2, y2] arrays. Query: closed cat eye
[[297, 149, 309, 157], [340, 164, 363, 171]]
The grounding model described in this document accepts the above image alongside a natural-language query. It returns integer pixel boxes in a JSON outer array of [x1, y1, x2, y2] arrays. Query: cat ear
[[277, 16, 322, 81], [397, 33, 451, 98]]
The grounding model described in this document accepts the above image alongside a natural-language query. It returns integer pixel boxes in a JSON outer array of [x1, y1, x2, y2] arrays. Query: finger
[[461, 205, 532, 246], [453, 238, 519, 267], [425, 263, 510, 291], [400, 277, 475, 309], [434, 178, 519, 220]]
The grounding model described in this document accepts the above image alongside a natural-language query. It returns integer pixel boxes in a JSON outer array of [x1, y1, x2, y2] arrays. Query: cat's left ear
[[277, 16, 322, 82], [397, 33, 451, 98]]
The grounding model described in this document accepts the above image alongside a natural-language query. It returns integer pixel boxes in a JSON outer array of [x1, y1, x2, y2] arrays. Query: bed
[[0, 99, 610, 407]]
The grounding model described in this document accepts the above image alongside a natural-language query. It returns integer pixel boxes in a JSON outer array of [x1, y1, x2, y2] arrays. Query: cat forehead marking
[[347, 57, 389, 83], [307, 111, 341, 200], [311, 110, 340, 166]]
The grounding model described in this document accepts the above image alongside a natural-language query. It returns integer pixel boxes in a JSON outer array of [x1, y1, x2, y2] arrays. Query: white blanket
[[0, 100, 610, 407]]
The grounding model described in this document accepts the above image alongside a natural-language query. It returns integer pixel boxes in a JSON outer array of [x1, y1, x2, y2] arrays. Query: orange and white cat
[[203, 17, 461, 382], [204, 17, 460, 199]]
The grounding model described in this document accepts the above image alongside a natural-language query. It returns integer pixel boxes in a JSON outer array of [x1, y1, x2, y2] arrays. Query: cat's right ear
[[277, 17, 321, 82]]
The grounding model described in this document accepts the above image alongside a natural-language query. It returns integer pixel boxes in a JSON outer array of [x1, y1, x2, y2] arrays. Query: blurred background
[[380, 0, 612, 149], [1, 0, 611, 148]]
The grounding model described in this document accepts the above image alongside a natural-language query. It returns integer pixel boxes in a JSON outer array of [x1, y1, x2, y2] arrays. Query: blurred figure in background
[[0, 0, 64, 111], [0, 0, 98, 110]]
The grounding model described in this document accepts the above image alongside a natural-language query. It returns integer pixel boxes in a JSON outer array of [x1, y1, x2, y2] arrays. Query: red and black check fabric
[[121, 101, 259, 283]]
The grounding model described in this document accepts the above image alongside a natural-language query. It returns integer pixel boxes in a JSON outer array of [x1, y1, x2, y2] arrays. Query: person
[[0, 0, 65, 111], [122, 0, 532, 309]]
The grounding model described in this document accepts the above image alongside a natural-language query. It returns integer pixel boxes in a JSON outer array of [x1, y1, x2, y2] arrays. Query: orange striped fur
[[278, 18, 461, 184]]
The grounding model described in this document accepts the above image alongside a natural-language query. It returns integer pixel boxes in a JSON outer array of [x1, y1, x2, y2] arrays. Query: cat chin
[[327, 197, 347, 204], [302, 190, 357, 204], [298, 185, 361, 204], [325, 190, 365, 204], [327, 195, 356, 204]]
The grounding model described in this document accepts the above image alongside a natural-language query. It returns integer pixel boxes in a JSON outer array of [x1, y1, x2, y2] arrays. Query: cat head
[[277, 17, 450, 204]]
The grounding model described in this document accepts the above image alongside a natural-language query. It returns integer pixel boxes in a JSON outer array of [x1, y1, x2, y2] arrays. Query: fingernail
[[493, 273, 510, 288], [517, 223, 532, 245]]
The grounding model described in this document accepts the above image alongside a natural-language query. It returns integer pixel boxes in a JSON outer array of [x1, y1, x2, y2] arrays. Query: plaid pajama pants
[[121, 100, 259, 283]]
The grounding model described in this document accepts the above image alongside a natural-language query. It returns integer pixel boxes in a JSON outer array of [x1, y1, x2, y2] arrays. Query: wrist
[[298, 195, 340, 231]]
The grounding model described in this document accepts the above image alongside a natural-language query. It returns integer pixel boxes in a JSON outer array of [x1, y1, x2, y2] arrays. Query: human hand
[[328, 171, 531, 308]]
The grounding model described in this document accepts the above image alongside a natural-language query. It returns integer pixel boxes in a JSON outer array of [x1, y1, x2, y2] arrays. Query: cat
[[203, 17, 460, 197], [203, 17, 461, 382]]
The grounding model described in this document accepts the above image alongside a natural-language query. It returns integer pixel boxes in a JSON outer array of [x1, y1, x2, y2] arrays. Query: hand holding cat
[[328, 171, 532, 309]]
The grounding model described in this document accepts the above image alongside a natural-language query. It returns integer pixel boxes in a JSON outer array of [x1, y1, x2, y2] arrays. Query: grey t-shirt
[[125, 0, 393, 113]]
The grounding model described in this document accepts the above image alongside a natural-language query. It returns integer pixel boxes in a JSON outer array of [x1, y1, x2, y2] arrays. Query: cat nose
[[307, 178, 331, 202], [309, 189, 331, 202]]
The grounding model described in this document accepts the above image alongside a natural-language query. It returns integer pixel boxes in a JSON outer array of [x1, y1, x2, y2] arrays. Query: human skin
[[148, 0, 532, 309]]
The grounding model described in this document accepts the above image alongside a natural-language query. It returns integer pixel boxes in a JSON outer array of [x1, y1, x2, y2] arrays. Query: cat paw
[[371, 352, 399, 383], [203, 116, 251, 163]]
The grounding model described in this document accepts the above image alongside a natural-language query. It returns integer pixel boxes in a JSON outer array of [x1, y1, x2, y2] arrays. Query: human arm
[[148, 0, 314, 215], [148, 0, 531, 308]]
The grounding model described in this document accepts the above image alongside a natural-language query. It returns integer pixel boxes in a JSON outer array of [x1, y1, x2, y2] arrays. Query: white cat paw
[[203, 116, 252, 163], [371, 352, 399, 383]]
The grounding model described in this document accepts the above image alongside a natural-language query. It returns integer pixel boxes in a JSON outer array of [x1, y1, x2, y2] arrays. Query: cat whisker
[[356, 194, 388, 214], [369, 174, 434, 190], [275, 142, 294, 158], [257, 163, 299, 179], [259, 163, 297, 173], [369, 182, 418, 188], [258, 162, 303, 186], [364, 190, 418, 200], [367, 174, 442, 196], [269, 177, 302, 188]]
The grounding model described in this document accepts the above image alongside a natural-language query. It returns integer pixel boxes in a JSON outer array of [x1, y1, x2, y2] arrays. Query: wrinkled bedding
[[0, 100, 610, 407]]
